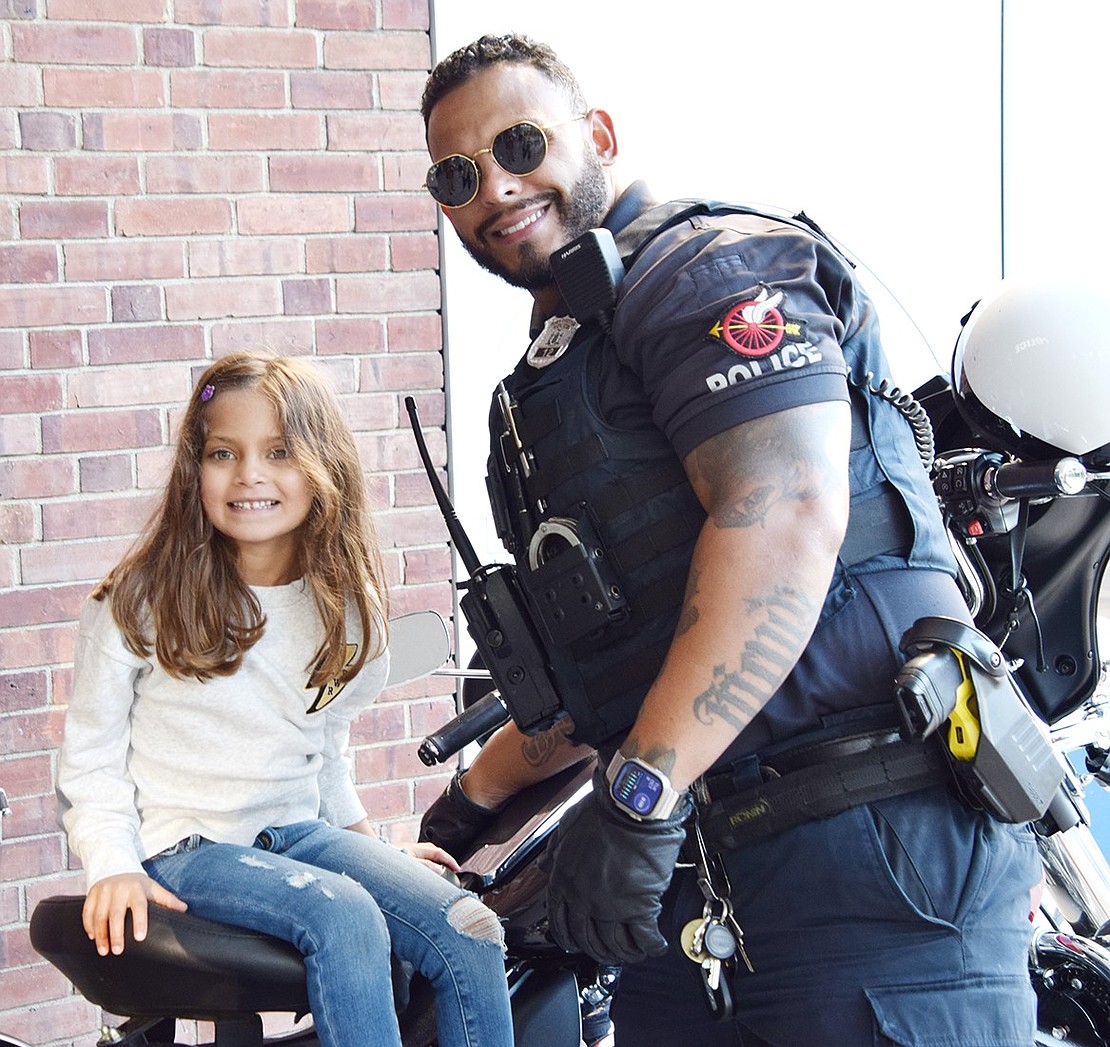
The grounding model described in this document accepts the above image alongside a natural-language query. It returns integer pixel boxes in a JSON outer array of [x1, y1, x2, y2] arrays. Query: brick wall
[[0, 2, 454, 1044]]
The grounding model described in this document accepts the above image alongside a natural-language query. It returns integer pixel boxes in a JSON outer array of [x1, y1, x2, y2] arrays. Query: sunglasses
[[424, 115, 587, 209]]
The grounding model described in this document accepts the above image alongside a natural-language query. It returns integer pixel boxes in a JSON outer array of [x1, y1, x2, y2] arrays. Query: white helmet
[[953, 277, 1110, 459]]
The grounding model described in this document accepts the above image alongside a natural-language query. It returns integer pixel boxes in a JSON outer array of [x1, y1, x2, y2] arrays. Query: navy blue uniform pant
[[611, 785, 1040, 1047]]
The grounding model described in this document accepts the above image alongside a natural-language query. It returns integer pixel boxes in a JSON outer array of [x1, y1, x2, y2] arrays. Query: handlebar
[[418, 690, 510, 766], [986, 457, 1088, 500]]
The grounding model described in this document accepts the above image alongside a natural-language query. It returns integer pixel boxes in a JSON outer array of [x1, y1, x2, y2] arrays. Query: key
[[702, 955, 721, 992], [680, 917, 710, 963]]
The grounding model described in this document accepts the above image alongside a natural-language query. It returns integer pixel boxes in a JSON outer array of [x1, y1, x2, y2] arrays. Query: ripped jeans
[[144, 819, 513, 1047]]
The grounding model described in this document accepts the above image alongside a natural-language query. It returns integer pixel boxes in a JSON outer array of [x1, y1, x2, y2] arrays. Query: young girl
[[58, 351, 513, 1047]]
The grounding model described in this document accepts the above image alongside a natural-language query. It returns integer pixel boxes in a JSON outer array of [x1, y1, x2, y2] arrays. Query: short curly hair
[[421, 33, 588, 127]]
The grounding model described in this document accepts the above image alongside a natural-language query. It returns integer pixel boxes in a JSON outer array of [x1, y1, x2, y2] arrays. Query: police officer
[[418, 33, 1040, 1046]]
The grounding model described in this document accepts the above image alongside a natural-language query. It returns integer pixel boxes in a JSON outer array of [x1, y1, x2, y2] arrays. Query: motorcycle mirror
[[386, 611, 452, 687]]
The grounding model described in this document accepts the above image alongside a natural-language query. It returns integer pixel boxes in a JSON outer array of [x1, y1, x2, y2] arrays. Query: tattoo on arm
[[692, 585, 814, 731], [519, 718, 577, 769], [621, 737, 678, 777]]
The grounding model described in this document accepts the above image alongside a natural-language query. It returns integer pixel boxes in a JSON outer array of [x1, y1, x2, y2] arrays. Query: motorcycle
[[16, 279, 1110, 1047]]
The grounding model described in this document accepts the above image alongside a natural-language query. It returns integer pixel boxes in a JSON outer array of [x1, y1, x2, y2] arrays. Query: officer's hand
[[540, 768, 691, 966], [418, 769, 501, 859]]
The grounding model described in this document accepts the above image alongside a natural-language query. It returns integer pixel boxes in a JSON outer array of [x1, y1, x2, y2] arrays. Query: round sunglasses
[[424, 115, 587, 209]]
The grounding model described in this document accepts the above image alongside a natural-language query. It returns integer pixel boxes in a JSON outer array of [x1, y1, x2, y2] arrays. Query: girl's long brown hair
[[95, 351, 389, 685]]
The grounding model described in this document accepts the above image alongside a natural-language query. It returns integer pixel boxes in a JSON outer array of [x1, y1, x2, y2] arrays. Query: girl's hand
[[82, 872, 188, 956], [400, 840, 462, 875]]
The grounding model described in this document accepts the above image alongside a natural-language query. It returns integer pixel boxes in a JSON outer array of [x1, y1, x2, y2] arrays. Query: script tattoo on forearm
[[693, 586, 813, 731]]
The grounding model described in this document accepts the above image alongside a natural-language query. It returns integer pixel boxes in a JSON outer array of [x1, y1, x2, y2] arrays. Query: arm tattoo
[[519, 719, 577, 768], [693, 585, 813, 731]]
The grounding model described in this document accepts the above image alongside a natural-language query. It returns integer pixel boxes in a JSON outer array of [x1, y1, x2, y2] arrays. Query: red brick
[[361, 349, 443, 392], [306, 234, 388, 274], [11, 23, 137, 65], [170, 69, 285, 108], [147, 154, 264, 193], [382, 151, 428, 192], [0, 373, 62, 414], [0, 502, 34, 544], [88, 323, 204, 364], [237, 194, 349, 235], [325, 110, 425, 150], [0, 415, 39, 455], [403, 545, 452, 584], [112, 283, 163, 322], [269, 154, 379, 192], [79, 453, 133, 493], [70, 363, 187, 407], [175, 0, 293, 25], [209, 112, 322, 150], [189, 236, 301, 277], [166, 278, 282, 320], [0, 243, 58, 283], [0, 329, 23, 368], [0, 456, 75, 499], [82, 111, 175, 151], [28, 329, 81, 368], [0, 704, 66, 752], [144, 26, 197, 66], [43, 68, 165, 108], [379, 70, 426, 111], [291, 70, 374, 110], [354, 193, 436, 232], [383, 306, 444, 352], [0, 749, 54, 797], [390, 231, 438, 271], [0, 62, 40, 106], [173, 112, 204, 149], [295, 0, 375, 30], [54, 155, 141, 196], [41, 406, 163, 453], [340, 390, 395, 431], [315, 316, 386, 356], [0, 285, 107, 328], [208, 318, 314, 356], [19, 199, 109, 239], [136, 444, 174, 488], [0, 155, 48, 193], [323, 30, 429, 70], [17, 539, 132, 587], [42, 492, 160, 541], [354, 737, 429, 784], [336, 271, 440, 314], [282, 277, 332, 315], [0, 995, 101, 1047], [203, 27, 317, 67], [382, 0, 429, 30], [396, 465, 445, 507], [0, 957, 73, 1009], [49, 0, 169, 18], [65, 240, 184, 281], [116, 197, 232, 236], [0, 582, 91, 630]]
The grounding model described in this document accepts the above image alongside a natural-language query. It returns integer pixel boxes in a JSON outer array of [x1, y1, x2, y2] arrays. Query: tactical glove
[[418, 768, 500, 859], [540, 768, 692, 966]]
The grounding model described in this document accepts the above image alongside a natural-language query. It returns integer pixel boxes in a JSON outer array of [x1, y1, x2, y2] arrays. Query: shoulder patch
[[708, 285, 807, 358]]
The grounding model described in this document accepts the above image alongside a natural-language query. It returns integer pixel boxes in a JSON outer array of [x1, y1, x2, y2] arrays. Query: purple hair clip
[[200, 383, 215, 402]]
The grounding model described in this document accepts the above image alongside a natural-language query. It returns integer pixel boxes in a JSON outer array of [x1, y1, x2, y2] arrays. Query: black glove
[[418, 768, 500, 858], [540, 767, 691, 966]]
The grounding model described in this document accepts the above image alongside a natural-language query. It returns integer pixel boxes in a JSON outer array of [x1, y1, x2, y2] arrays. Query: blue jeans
[[611, 785, 1040, 1046], [144, 820, 513, 1047]]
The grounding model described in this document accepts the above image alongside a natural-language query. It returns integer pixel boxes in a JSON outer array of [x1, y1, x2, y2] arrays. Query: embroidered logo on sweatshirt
[[307, 643, 358, 712]]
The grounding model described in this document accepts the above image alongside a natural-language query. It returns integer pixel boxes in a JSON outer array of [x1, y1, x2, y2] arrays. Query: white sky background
[[427, 0, 1110, 622]]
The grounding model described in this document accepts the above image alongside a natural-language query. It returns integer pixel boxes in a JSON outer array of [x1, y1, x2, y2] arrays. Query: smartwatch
[[605, 751, 684, 821]]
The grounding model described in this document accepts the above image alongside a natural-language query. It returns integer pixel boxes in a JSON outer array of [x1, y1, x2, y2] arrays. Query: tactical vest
[[486, 200, 955, 747]]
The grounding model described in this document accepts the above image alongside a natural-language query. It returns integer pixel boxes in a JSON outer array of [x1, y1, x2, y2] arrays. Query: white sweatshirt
[[58, 581, 388, 890]]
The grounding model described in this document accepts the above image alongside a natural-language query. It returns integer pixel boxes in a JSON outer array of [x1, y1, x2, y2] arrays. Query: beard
[[458, 151, 610, 292]]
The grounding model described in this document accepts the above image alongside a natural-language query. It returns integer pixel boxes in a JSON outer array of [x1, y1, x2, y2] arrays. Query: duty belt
[[695, 728, 949, 849]]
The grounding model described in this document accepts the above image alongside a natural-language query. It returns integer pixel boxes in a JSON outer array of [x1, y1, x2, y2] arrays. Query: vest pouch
[[525, 511, 630, 648]]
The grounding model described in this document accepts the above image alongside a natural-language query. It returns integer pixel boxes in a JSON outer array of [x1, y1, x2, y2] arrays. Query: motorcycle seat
[[29, 895, 312, 1022]]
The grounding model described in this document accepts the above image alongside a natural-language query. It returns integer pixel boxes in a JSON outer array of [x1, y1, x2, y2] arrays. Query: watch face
[[611, 761, 663, 817]]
